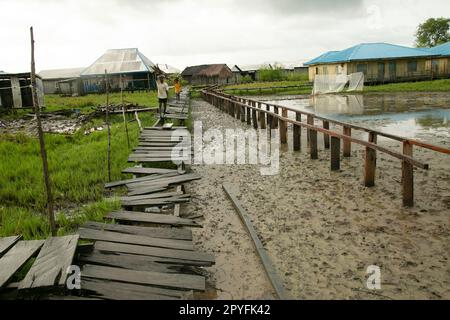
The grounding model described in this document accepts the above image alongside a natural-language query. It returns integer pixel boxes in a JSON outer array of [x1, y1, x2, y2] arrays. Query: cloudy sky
[[0, 0, 448, 72]]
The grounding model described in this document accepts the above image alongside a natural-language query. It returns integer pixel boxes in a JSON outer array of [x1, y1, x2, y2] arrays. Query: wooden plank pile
[[128, 126, 192, 163]]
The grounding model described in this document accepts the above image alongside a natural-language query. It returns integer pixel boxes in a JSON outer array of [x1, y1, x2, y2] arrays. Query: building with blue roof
[[304, 42, 449, 83]]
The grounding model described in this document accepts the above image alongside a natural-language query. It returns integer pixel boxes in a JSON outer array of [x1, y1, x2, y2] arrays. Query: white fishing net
[[312, 72, 364, 95]]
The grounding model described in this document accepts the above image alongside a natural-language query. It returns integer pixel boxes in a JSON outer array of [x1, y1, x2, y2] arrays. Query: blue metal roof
[[426, 41, 450, 56], [304, 43, 437, 66]]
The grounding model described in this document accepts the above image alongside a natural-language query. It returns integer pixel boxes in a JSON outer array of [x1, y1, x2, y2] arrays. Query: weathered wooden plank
[[127, 186, 169, 196], [82, 264, 205, 291], [222, 184, 290, 300], [78, 228, 194, 251], [80, 278, 182, 300], [82, 221, 192, 240], [121, 195, 190, 207], [122, 167, 178, 175], [126, 173, 201, 189], [79, 250, 190, 274], [174, 186, 182, 217], [128, 157, 187, 163], [19, 235, 79, 289], [106, 211, 201, 227], [323, 120, 330, 149], [105, 172, 180, 189], [280, 109, 287, 144], [0, 235, 22, 257], [94, 241, 214, 265], [0, 240, 44, 288], [119, 191, 185, 202]]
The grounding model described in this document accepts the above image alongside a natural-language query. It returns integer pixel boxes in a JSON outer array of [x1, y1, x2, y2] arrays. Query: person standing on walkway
[[174, 78, 182, 102], [156, 75, 169, 118]]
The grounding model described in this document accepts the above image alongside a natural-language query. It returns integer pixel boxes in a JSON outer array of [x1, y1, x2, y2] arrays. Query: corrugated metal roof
[[426, 41, 450, 56], [156, 63, 180, 74], [304, 43, 437, 65], [81, 48, 156, 76], [38, 67, 85, 79]]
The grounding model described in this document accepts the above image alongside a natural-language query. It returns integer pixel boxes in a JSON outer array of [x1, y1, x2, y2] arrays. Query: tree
[[415, 17, 450, 47]]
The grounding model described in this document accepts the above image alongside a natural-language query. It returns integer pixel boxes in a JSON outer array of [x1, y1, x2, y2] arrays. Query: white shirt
[[156, 81, 169, 99]]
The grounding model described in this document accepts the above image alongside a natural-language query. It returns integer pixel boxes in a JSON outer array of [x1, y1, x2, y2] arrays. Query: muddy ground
[[185, 98, 450, 300]]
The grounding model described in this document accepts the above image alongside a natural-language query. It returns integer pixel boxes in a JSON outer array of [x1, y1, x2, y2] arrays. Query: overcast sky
[[0, 0, 448, 72]]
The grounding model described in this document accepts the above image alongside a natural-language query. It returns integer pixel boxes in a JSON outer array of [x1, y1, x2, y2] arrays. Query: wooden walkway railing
[[201, 89, 450, 207]]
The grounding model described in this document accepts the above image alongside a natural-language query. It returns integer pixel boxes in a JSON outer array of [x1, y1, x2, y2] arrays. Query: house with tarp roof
[[81, 48, 161, 93], [304, 42, 449, 83]]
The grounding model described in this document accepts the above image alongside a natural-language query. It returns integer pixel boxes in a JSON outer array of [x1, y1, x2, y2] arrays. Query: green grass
[[363, 79, 450, 93], [43, 90, 162, 113], [223, 80, 312, 96], [0, 94, 158, 239]]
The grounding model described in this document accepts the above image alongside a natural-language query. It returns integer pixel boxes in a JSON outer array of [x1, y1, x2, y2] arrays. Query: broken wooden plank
[[127, 186, 169, 196], [0, 235, 22, 257], [78, 228, 194, 251], [121, 195, 190, 207], [0, 240, 44, 288], [19, 235, 79, 289], [128, 157, 188, 163], [126, 173, 201, 189], [79, 250, 190, 274], [223, 184, 290, 300], [105, 172, 180, 189], [82, 221, 192, 240], [106, 211, 201, 228], [94, 241, 214, 265], [82, 264, 205, 291], [119, 191, 186, 202], [174, 186, 183, 217], [80, 278, 182, 300]]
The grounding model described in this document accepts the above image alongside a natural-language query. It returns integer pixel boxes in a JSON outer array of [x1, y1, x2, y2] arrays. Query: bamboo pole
[[120, 74, 130, 149], [105, 70, 111, 182], [30, 27, 57, 236]]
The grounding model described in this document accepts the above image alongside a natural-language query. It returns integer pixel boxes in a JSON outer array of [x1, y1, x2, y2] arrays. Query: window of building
[[407, 60, 417, 73], [356, 63, 367, 75], [315, 67, 318, 75]]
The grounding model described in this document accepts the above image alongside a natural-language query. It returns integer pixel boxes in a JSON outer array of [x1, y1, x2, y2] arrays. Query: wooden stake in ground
[[120, 74, 130, 149], [105, 70, 111, 182], [30, 27, 57, 236]]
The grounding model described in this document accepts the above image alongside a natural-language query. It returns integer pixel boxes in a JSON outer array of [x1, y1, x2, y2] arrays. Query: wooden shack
[[39, 67, 85, 95], [0, 72, 44, 110], [181, 64, 233, 85], [427, 41, 450, 79]]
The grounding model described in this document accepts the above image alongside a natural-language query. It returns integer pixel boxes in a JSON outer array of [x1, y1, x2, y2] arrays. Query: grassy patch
[[0, 101, 157, 239], [363, 79, 450, 93], [223, 80, 312, 96], [43, 91, 161, 113]]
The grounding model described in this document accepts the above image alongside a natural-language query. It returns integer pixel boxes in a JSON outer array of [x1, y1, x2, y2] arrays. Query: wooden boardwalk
[[0, 90, 214, 300]]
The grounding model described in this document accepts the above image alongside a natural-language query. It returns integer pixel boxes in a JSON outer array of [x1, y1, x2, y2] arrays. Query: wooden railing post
[[293, 113, 301, 151], [236, 99, 241, 120], [259, 103, 266, 129], [246, 101, 251, 125], [330, 136, 340, 170], [343, 126, 352, 157], [402, 141, 414, 207], [280, 109, 287, 144], [307, 115, 313, 147], [266, 104, 270, 126], [364, 132, 377, 187], [252, 101, 258, 129], [323, 120, 330, 149], [273, 106, 279, 128]]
